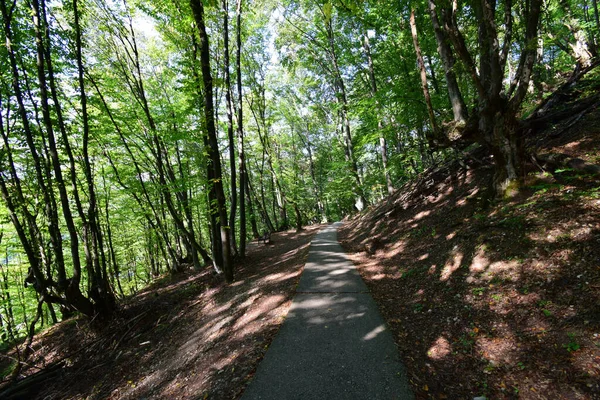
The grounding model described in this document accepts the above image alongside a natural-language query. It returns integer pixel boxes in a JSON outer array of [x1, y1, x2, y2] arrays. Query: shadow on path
[[241, 223, 413, 400]]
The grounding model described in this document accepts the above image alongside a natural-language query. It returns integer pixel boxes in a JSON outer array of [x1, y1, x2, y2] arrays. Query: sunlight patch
[[440, 250, 463, 281], [486, 260, 520, 277], [477, 336, 517, 366], [413, 210, 431, 221], [387, 241, 407, 257], [363, 324, 386, 341], [234, 294, 285, 329], [263, 271, 299, 282], [427, 336, 451, 360], [469, 248, 489, 274]]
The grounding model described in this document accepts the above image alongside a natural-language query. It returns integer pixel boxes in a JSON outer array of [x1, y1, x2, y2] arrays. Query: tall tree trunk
[[299, 123, 325, 221], [190, 32, 222, 274], [410, 9, 439, 147], [243, 164, 260, 237], [92, 77, 180, 272], [101, 172, 125, 298], [236, 0, 246, 257], [428, 0, 468, 124], [175, 146, 204, 270], [435, 0, 542, 196], [593, 0, 600, 43], [73, 0, 114, 314], [222, 0, 238, 258], [190, 0, 234, 282], [5, 0, 93, 316]]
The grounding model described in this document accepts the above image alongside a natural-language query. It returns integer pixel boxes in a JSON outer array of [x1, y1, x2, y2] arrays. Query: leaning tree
[[427, 0, 544, 197]]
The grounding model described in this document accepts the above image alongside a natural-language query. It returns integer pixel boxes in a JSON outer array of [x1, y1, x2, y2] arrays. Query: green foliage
[[0, 0, 595, 347], [563, 333, 580, 352]]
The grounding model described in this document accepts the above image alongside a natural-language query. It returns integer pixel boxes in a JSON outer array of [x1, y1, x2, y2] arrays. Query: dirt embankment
[[339, 108, 600, 399], [0, 226, 321, 399]]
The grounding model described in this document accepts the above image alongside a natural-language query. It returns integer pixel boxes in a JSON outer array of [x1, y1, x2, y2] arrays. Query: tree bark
[[243, 164, 260, 238], [410, 9, 439, 147], [236, 0, 247, 257], [190, 0, 233, 282], [73, 0, 114, 314], [222, 0, 238, 258], [427, 0, 468, 124]]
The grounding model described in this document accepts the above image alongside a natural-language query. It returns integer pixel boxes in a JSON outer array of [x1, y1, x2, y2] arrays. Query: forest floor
[[0, 225, 321, 399], [339, 105, 600, 397]]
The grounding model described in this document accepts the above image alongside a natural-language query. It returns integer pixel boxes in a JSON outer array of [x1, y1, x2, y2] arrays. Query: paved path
[[241, 223, 413, 400]]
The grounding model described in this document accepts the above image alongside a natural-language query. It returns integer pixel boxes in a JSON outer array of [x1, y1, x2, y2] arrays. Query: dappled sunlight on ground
[[427, 336, 451, 360], [338, 109, 600, 398], [363, 324, 386, 341], [6, 226, 322, 399], [440, 250, 463, 281]]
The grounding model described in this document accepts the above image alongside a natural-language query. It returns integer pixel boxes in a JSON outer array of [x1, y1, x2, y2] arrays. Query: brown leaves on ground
[[339, 109, 600, 399], [0, 226, 320, 399]]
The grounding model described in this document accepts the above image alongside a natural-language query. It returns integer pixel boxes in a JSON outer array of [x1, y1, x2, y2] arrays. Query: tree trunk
[[73, 0, 115, 314], [101, 172, 125, 298], [480, 106, 524, 196], [300, 122, 325, 222], [433, 0, 543, 197], [222, 0, 238, 258], [294, 203, 303, 231], [593, 0, 600, 44], [236, 0, 246, 257], [427, 0, 468, 124], [3, 0, 94, 316], [190, 0, 233, 282], [244, 164, 260, 238], [410, 9, 439, 147]]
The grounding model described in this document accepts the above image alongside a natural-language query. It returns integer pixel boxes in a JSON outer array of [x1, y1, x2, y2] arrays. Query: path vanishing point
[[241, 222, 413, 400]]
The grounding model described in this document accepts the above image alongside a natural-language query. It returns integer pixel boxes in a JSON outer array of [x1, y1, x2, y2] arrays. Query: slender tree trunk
[[222, 0, 238, 258], [0, 99, 47, 299], [175, 146, 204, 270], [298, 123, 325, 221], [410, 9, 439, 147], [101, 173, 125, 298], [190, 0, 233, 282], [73, 0, 114, 314], [37, 0, 90, 293], [593, 0, 600, 40], [5, 0, 93, 316], [90, 75, 180, 272], [236, 0, 246, 257], [428, 0, 468, 124], [189, 32, 222, 274], [243, 164, 260, 237]]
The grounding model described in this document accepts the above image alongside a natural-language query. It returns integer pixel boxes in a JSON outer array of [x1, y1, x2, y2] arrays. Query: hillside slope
[[0, 227, 320, 399], [339, 105, 600, 398]]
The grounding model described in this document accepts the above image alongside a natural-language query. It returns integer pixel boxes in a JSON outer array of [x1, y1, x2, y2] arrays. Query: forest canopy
[[0, 0, 598, 354]]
